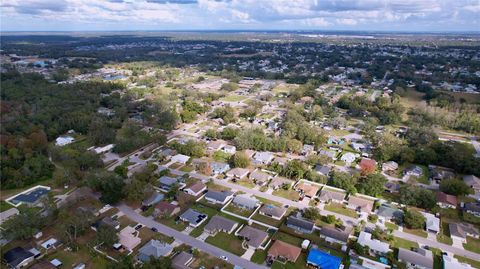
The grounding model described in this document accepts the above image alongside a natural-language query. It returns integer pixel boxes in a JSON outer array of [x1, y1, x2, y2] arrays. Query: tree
[[440, 179, 472, 196], [330, 171, 357, 194], [359, 160, 377, 175], [1, 207, 44, 240], [96, 225, 118, 247], [403, 210, 426, 229], [198, 162, 213, 176], [358, 173, 387, 197], [282, 160, 308, 180], [231, 152, 250, 168], [107, 255, 134, 269], [303, 207, 321, 221], [205, 129, 218, 139], [59, 208, 94, 250], [88, 171, 125, 204]]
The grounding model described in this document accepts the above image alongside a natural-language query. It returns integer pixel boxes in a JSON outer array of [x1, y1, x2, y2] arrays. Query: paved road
[[193, 175, 480, 261], [117, 204, 267, 269]]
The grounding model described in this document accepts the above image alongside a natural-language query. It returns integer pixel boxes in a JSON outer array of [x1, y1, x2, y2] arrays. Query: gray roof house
[[172, 251, 194, 269], [205, 190, 234, 205], [319, 225, 352, 246], [398, 248, 433, 269], [318, 189, 345, 204], [269, 176, 294, 190], [179, 209, 208, 228], [232, 195, 259, 209], [319, 150, 336, 160], [286, 216, 314, 234], [226, 168, 250, 179], [142, 192, 165, 207], [159, 176, 178, 191], [211, 162, 231, 175], [315, 165, 332, 177], [249, 170, 272, 186], [423, 213, 440, 234], [377, 204, 404, 222], [464, 202, 480, 217], [138, 240, 173, 262], [253, 152, 274, 165], [357, 231, 391, 255], [258, 204, 287, 220], [3, 247, 35, 269], [449, 223, 480, 243], [204, 215, 238, 235], [237, 226, 269, 249]]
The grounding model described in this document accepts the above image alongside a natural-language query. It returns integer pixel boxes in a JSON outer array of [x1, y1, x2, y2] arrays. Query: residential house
[[142, 192, 164, 207], [269, 176, 294, 190], [436, 192, 457, 209], [3, 247, 35, 269], [222, 145, 236, 154], [377, 204, 404, 223], [55, 136, 75, 146], [464, 202, 480, 217], [384, 182, 400, 193], [273, 157, 289, 166], [92, 216, 120, 231], [154, 202, 181, 218], [463, 175, 480, 199], [253, 152, 274, 165], [171, 154, 190, 164], [267, 240, 302, 264], [319, 150, 336, 160], [382, 161, 399, 172], [306, 248, 341, 269], [398, 248, 433, 269], [302, 144, 315, 156], [258, 204, 287, 220], [172, 252, 194, 269], [449, 223, 479, 243], [0, 208, 19, 226], [249, 170, 272, 186], [119, 226, 141, 251], [357, 231, 391, 256], [318, 189, 345, 204], [179, 209, 208, 228], [315, 165, 332, 177], [347, 196, 374, 213], [232, 195, 259, 210], [429, 166, 455, 182], [226, 168, 250, 179], [184, 182, 206, 197], [286, 216, 314, 234], [211, 162, 230, 175], [204, 215, 238, 235], [137, 240, 173, 263], [443, 254, 474, 269], [341, 152, 357, 164], [204, 190, 234, 205], [351, 142, 366, 152], [295, 183, 320, 198], [207, 140, 227, 152], [159, 176, 178, 191], [237, 226, 269, 249], [423, 212, 440, 234], [319, 225, 353, 246], [404, 165, 423, 178]]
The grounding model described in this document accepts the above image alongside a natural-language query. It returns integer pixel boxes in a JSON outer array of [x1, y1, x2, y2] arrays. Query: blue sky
[[1, 0, 479, 32]]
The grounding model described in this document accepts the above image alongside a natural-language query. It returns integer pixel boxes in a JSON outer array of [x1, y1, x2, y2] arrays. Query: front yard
[[463, 236, 480, 254], [224, 204, 255, 218], [392, 236, 419, 250], [324, 203, 358, 218], [205, 232, 246, 256], [272, 189, 300, 201]]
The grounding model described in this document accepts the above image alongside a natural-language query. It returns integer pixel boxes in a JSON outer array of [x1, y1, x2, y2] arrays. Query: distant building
[[137, 240, 173, 263], [55, 136, 75, 146]]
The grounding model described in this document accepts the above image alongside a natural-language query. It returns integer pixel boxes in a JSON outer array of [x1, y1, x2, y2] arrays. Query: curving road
[[117, 204, 267, 269]]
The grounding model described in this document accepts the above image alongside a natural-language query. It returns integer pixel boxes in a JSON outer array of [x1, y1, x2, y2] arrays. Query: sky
[[1, 0, 479, 32]]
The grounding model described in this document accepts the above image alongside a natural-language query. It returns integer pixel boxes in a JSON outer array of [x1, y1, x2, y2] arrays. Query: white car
[[220, 255, 228, 261]]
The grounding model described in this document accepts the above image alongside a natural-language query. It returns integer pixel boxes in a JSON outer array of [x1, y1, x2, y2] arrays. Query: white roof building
[[341, 152, 358, 164], [357, 231, 391, 254], [55, 136, 75, 146], [171, 154, 190, 164], [423, 212, 440, 234]]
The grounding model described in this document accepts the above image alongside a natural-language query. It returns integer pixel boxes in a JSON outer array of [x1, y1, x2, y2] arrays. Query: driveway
[[241, 247, 255, 260], [117, 204, 267, 269]]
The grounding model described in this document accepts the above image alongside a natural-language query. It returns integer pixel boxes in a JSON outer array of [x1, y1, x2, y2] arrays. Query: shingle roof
[[398, 248, 433, 269], [259, 204, 287, 219], [138, 240, 173, 262], [318, 189, 345, 202], [268, 240, 302, 262], [233, 195, 258, 208], [348, 196, 374, 212], [180, 209, 207, 225], [204, 215, 238, 234], [286, 216, 314, 232], [205, 190, 233, 202], [357, 231, 391, 254], [436, 192, 457, 206], [296, 183, 320, 197], [449, 223, 480, 239], [172, 251, 193, 269], [237, 226, 269, 248], [3, 247, 34, 268], [319, 225, 352, 243]]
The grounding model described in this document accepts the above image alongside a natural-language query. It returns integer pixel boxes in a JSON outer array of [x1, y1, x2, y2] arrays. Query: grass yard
[[251, 249, 268, 264], [224, 204, 255, 218], [220, 95, 247, 102], [252, 213, 284, 227], [117, 215, 137, 229], [393, 236, 419, 250], [440, 208, 461, 221], [0, 200, 13, 212], [231, 179, 256, 189], [463, 236, 480, 254], [205, 232, 246, 256], [385, 222, 399, 231], [158, 216, 188, 231], [254, 196, 282, 207], [403, 228, 428, 238], [463, 212, 480, 224], [213, 150, 232, 163], [273, 232, 303, 246], [324, 203, 358, 218], [454, 255, 480, 269], [272, 189, 300, 201], [190, 251, 233, 269], [436, 221, 453, 245], [179, 165, 195, 172], [206, 182, 231, 192], [44, 245, 109, 269]]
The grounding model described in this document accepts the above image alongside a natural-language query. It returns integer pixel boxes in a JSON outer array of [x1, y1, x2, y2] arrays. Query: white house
[[423, 212, 440, 234], [357, 231, 391, 256], [55, 136, 75, 146], [341, 152, 357, 164], [223, 145, 236, 154], [171, 154, 190, 164]]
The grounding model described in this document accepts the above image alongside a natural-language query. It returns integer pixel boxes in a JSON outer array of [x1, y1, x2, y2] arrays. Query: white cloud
[[336, 18, 357, 25]]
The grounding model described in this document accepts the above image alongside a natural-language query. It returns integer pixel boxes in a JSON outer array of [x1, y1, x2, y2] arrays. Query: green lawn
[[220, 95, 247, 102], [273, 232, 303, 246], [393, 237, 419, 250], [324, 203, 358, 218], [190, 251, 233, 269], [180, 165, 195, 172], [158, 216, 188, 231], [463, 236, 480, 254], [213, 151, 232, 163], [385, 222, 399, 231], [205, 232, 246, 256], [231, 179, 256, 189], [436, 221, 453, 245], [0, 200, 13, 212], [252, 213, 284, 227], [463, 212, 480, 224], [272, 189, 300, 201], [224, 204, 255, 218], [454, 255, 480, 269], [251, 249, 268, 264], [403, 228, 428, 238]]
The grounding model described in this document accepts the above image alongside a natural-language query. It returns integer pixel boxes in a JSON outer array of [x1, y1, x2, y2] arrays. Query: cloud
[[0, 0, 479, 31]]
